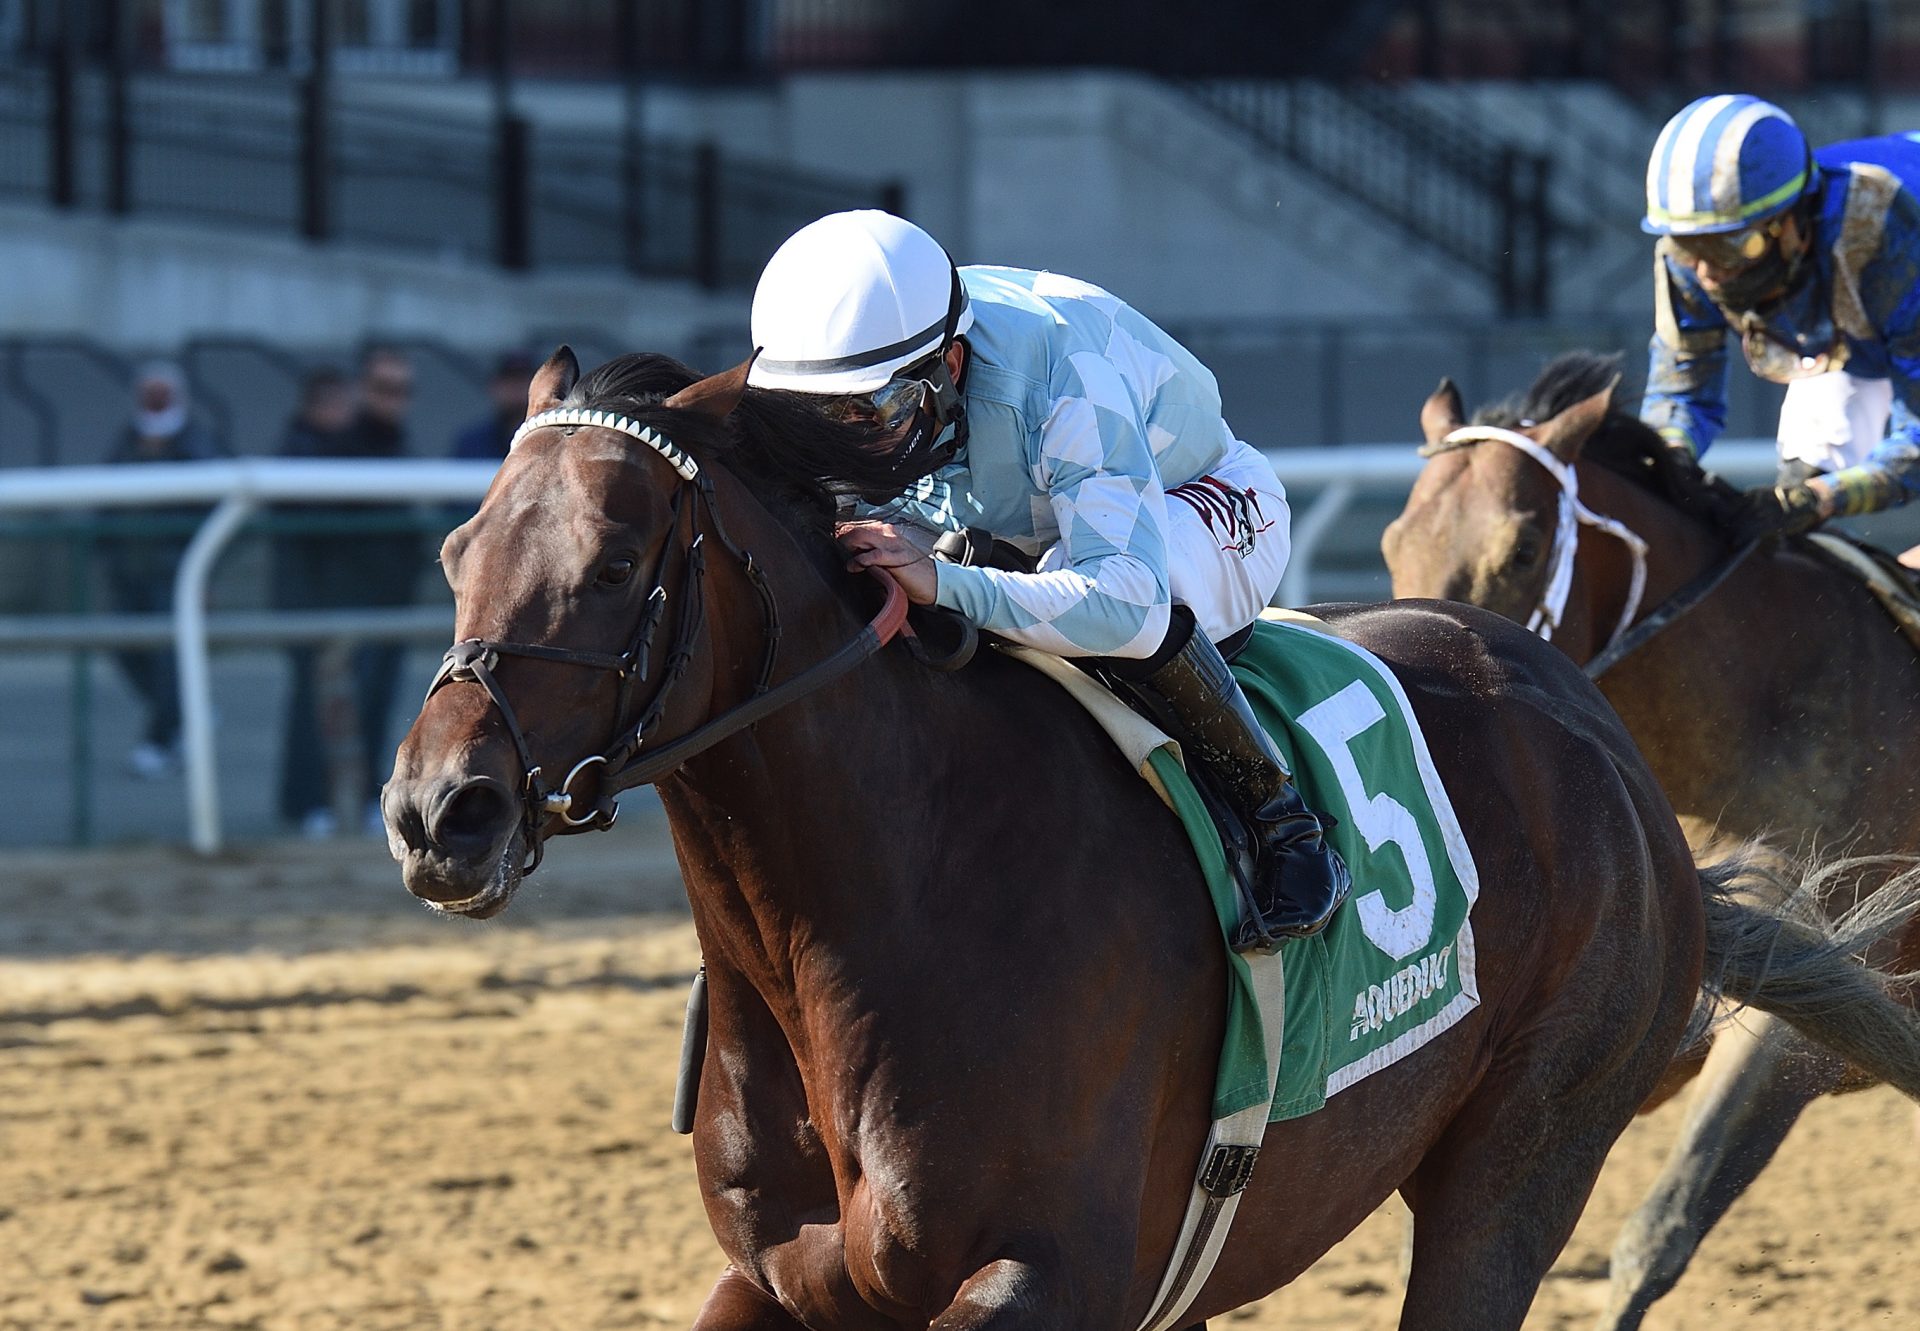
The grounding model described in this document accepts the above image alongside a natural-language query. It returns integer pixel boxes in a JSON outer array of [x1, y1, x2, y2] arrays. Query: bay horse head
[[382, 346, 902, 917], [1381, 352, 1744, 668]]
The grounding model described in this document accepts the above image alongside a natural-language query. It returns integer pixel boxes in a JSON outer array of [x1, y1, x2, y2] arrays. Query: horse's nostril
[[429, 778, 515, 858]]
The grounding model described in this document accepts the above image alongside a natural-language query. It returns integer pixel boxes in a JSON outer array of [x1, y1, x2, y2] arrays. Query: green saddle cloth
[[1151, 617, 1482, 1122]]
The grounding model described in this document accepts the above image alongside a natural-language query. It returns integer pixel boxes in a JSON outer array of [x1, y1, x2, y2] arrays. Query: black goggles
[[1671, 217, 1786, 272], [821, 351, 962, 434]]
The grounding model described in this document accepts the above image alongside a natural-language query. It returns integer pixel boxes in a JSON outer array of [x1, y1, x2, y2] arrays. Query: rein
[[1423, 425, 1755, 679], [1581, 538, 1759, 678], [425, 407, 910, 872]]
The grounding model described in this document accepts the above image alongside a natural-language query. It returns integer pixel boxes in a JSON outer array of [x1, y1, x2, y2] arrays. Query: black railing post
[[488, 0, 529, 270], [1526, 154, 1552, 317], [104, 0, 131, 214], [693, 141, 721, 289], [299, 0, 332, 241], [1495, 146, 1519, 316], [879, 179, 905, 217], [1319, 323, 1345, 444], [619, 0, 645, 276], [495, 112, 531, 270], [47, 0, 76, 209]]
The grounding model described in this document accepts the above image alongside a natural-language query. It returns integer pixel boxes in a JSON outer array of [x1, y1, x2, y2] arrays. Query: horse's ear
[[663, 350, 760, 421], [1420, 377, 1466, 446], [1534, 375, 1619, 464], [527, 345, 580, 416]]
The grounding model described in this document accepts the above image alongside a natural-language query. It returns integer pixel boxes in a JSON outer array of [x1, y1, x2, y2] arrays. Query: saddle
[[1801, 531, 1920, 657]]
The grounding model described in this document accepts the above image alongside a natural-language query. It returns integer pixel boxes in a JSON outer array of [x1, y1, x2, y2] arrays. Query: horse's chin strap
[[1434, 426, 1650, 652]]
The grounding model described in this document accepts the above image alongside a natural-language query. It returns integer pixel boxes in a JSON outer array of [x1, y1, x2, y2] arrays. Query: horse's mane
[[562, 352, 913, 541], [1473, 351, 1745, 533]]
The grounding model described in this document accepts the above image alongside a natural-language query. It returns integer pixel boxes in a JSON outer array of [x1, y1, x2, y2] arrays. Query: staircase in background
[[1179, 79, 1560, 315]]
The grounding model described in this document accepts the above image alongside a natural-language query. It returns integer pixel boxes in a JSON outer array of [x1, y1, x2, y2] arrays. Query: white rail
[[0, 444, 1781, 852]]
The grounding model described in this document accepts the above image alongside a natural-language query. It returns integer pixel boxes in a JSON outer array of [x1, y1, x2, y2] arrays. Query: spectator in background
[[273, 350, 424, 837], [279, 366, 354, 458], [451, 350, 535, 461], [103, 361, 221, 780]]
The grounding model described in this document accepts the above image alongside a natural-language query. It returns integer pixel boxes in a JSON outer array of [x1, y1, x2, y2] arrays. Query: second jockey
[[746, 210, 1350, 948], [1640, 95, 1920, 544]]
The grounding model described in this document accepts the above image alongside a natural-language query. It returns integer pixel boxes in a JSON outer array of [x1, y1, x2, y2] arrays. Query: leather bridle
[[424, 408, 909, 873], [1422, 424, 1756, 679]]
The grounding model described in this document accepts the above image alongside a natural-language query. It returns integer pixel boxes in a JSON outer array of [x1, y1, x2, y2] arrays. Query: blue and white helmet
[[1642, 94, 1812, 236]]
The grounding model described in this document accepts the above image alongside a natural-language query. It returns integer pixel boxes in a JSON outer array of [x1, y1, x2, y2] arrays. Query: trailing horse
[[1382, 352, 1920, 1330], [385, 349, 1920, 1331]]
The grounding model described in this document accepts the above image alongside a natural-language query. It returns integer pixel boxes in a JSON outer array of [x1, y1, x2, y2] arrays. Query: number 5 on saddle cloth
[[1044, 612, 1483, 1116]]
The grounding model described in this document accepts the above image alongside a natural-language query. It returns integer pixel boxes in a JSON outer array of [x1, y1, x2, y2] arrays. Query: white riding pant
[[1036, 437, 1292, 647], [1777, 369, 1893, 474]]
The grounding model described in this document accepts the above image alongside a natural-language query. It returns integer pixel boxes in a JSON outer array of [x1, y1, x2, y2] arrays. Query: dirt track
[[2, 815, 1914, 1330]]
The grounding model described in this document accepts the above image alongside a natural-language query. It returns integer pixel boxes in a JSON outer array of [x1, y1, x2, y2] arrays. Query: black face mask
[[1712, 240, 1809, 313], [1701, 199, 1817, 313], [825, 335, 966, 495], [873, 368, 968, 491]]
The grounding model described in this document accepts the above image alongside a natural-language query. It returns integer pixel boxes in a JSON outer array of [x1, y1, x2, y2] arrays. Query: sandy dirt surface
[[2, 815, 1914, 1331]]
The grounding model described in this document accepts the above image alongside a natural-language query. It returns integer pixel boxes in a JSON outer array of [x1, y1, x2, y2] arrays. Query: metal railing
[[0, 458, 495, 852], [0, 446, 1782, 853], [0, 62, 902, 283], [1180, 80, 1556, 315]]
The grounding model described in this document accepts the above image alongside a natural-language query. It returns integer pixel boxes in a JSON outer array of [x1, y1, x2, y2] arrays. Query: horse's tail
[[1695, 848, 1920, 1098]]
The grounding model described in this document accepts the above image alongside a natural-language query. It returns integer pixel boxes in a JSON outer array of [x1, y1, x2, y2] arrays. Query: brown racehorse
[[1382, 351, 1920, 1331], [385, 349, 1920, 1331]]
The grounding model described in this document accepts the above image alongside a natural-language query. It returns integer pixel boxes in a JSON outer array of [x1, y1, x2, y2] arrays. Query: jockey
[[747, 210, 1350, 947], [1640, 95, 1920, 544]]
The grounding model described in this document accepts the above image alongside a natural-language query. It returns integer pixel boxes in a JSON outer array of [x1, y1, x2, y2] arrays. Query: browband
[[510, 408, 700, 481]]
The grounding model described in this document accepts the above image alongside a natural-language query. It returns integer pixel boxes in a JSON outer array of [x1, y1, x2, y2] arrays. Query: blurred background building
[[1, 0, 1915, 848]]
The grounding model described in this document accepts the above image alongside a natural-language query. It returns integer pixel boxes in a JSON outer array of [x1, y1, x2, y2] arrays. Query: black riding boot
[[1115, 615, 1351, 950]]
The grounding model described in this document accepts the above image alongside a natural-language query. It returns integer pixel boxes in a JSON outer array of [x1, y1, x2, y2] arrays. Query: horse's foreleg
[[927, 1256, 1119, 1331], [690, 1268, 810, 1331], [1597, 1012, 1841, 1331]]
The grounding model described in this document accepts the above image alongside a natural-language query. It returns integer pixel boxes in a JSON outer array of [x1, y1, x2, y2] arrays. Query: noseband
[[425, 408, 908, 873], [1424, 425, 1650, 655]]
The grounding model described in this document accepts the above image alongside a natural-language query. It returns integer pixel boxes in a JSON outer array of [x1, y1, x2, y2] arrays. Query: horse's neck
[[655, 491, 995, 1020], [1574, 461, 1723, 625]]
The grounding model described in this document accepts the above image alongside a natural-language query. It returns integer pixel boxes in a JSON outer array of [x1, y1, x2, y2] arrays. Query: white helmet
[[748, 210, 974, 396]]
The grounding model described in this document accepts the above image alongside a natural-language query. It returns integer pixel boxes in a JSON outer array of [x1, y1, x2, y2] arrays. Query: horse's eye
[[598, 558, 636, 588], [1513, 530, 1546, 568]]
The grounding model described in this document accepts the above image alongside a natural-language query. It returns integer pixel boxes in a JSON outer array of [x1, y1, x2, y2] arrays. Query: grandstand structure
[[0, 0, 1915, 848]]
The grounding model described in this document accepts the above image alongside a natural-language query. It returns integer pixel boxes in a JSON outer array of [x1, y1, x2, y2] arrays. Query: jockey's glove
[[1731, 481, 1825, 545]]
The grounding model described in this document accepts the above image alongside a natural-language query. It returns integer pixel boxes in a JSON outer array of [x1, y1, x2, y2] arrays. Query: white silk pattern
[[1439, 426, 1650, 650]]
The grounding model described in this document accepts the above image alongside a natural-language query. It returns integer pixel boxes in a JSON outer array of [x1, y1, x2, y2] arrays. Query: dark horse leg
[[692, 1264, 1209, 1330], [1597, 1012, 1844, 1331], [691, 1269, 809, 1330], [1397, 951, 1690, 1329], [1399, 1069, 1647, 1329]]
